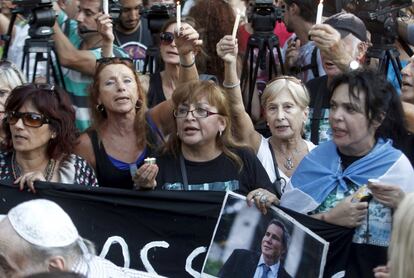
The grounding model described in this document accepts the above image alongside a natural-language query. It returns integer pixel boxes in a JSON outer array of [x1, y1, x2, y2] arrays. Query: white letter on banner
[[185, 246, 207, 277], [99, 236, 130, 268], [140, 241, 170, 274]]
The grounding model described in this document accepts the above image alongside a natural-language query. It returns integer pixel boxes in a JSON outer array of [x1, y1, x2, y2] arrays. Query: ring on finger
[[260, 195, 268, 204], [254, 191, 263, 197]]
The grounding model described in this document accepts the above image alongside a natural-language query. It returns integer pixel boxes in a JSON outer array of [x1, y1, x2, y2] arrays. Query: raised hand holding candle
[[232, 9, 241, 39], [176, 1, 181, 31], [103, 0, 109, 14], [316, 0, 323, 24]]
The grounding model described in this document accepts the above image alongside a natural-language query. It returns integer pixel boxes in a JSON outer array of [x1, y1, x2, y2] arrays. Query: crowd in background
[[1, 0, 414, 277]]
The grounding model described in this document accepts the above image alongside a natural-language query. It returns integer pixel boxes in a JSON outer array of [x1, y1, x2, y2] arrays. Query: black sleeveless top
[[147, 72, 166, 108], [87, 115, 163, 189]]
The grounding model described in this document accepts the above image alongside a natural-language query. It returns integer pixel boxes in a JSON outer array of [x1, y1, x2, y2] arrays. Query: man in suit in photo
[[219, 219, 291, 278]]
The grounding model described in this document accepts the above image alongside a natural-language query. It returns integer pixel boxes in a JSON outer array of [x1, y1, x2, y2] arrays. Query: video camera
[[348, 0, 412, 45], [141, 3, 176, 35], [12, 0, 56, 38], [248, 0, 284, 34], [107, 0, 122, 21]]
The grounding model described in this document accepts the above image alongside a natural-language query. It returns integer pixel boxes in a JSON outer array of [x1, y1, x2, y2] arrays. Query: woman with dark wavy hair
[[0, 84, 98, 192]]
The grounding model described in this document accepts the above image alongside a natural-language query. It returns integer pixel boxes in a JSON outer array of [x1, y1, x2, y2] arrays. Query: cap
[[324, 12, 367, 42], [7, 199, 79, 248]]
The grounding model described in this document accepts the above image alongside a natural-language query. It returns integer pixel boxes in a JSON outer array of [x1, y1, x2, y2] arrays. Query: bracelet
[[180, 52, 196, 68], [180, 59, 196, 68], [222, 80, 241, 89]]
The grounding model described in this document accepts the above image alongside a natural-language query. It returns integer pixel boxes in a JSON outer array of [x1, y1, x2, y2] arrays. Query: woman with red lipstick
[[0, 84, 98, 191], [280, 69, 414, 277], [216, 35, 315, 196]]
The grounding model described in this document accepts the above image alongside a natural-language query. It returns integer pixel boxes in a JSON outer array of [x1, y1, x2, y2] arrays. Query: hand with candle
[[174, 23, 202, 56], [308, 23, 352, 72], [132, 162, 159, 190], [216, 35, 238, 64], [96, 13, 114, 57]]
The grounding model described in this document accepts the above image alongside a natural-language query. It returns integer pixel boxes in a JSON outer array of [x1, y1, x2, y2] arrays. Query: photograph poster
[[202, 192, 329, 278]]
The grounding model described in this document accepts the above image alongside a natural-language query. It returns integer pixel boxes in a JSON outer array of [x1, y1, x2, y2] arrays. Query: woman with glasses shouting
[[0, 84, 98, 192], [216, 35, 315, 197], [74, 25, 202, 190], [139, 80, 278, 214]]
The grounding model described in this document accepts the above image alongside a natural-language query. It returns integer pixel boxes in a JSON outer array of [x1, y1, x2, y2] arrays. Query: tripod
[[366, 43, 403, 88], [240, 32, 285, 114], [21, 37, 66, 88]]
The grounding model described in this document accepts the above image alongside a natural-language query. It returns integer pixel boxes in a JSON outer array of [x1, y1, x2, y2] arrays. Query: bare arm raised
[[216, 35, 262, 152]]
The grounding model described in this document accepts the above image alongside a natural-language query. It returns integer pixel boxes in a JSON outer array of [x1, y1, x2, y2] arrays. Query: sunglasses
[[13, 83, 56, 95], [96, 57, 134, 66], [160, 32, 175, 45], [5, 111, 50, 128]]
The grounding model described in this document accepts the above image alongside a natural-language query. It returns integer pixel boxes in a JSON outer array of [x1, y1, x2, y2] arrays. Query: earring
[[96, 104, 105, 113], [135, 99, 143, 110], [219, 130, 223, 137]]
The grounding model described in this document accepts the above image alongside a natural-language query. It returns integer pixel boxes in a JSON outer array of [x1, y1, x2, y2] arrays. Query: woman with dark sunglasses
[[0, 84, 98, 192], [216, 35, 315, 196], [74, 26, 202, 190], [0, 60, 26, 141], [140, 18, 202, 108]]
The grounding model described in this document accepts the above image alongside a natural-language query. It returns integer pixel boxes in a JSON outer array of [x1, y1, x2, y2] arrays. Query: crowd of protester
[[1, 0, 414, 276]]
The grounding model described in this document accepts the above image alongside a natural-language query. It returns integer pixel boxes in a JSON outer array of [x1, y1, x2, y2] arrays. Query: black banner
[[0, 181, 355, 278], [0, 181, 225, 277]]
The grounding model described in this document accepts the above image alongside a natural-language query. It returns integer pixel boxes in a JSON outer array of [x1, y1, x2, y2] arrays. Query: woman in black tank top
[[74, 24, 202, 190]]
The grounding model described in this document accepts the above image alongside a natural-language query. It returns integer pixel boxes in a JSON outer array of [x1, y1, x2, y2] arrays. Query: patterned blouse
[[0, 152, 99, 187]]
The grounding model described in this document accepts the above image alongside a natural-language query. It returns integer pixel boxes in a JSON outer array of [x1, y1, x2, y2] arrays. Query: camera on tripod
[[141, 3, 176, 35], [248, 0, 284, 34], [12, 0, 56, 39], [140, 4, 175, 74], [349, 0, 411, 45]]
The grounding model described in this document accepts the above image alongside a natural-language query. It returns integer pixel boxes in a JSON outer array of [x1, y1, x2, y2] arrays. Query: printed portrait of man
[[219, 219, 292, 278]]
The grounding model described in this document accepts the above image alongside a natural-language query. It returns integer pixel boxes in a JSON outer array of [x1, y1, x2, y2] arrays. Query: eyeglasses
[[160, 32, 175, 45], [13, 83, 56, 95], [5, 111, 50, 128], [173, 107, 221, 118]]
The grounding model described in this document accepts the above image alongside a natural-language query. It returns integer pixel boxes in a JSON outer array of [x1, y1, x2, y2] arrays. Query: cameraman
[[113, 0, 153, 72]]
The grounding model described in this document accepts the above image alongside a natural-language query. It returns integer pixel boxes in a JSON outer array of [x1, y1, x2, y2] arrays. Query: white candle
[[316, 0, 323, 24], [176, 1, 181, 31], [103, 0, 109, 14], [232, 9, 241, 40]]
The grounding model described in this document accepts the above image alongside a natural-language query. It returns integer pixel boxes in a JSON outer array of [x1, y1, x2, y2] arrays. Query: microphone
[[78, 26, 98, 34]]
